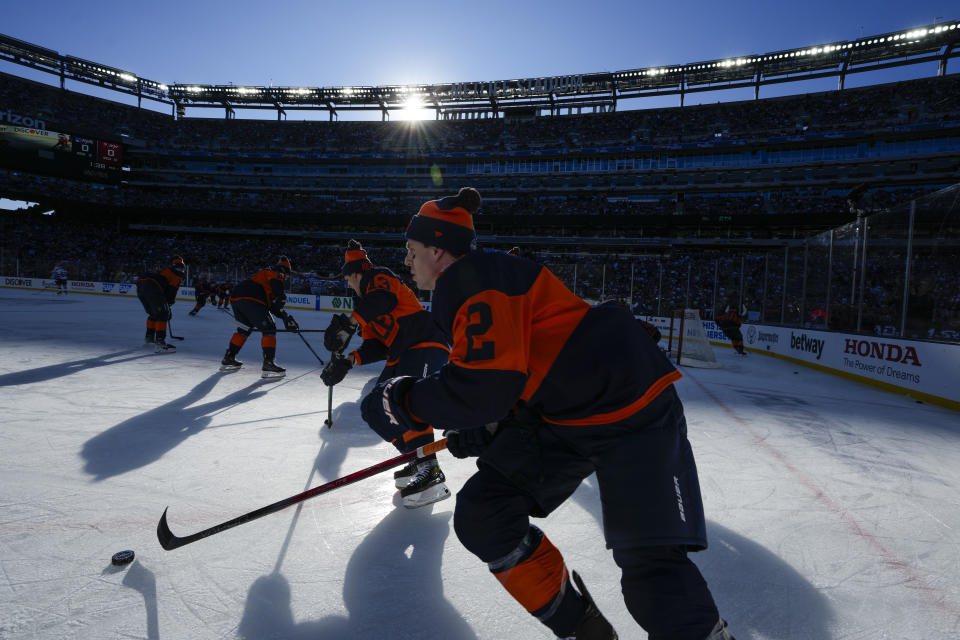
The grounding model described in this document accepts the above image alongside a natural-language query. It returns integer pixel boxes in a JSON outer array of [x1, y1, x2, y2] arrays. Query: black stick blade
[[157, 507, 187, 551]]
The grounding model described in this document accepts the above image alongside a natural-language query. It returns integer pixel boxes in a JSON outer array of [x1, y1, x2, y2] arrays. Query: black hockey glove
[[444, 424, 499, 459], [320, 353, 352, 386], [283, 313, 299, 331], [360, 376, 424, 443], [324, 313, 354, 352]]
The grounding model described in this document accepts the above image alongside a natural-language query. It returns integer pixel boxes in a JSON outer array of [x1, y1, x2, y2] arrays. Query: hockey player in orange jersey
[[361, 188, 735, 640], [321, 240, 452, 508], [136, 256, 185, 353], [220, 256, 298, 378]]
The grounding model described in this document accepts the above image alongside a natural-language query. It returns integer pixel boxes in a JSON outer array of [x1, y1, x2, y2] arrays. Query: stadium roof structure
[[1, 21, 958, 120]]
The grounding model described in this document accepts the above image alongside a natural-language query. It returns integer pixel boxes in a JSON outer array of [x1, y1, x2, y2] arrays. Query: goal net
[[667, 309, 721, 368]]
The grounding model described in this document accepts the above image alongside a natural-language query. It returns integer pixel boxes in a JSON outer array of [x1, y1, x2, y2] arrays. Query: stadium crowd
[[0, 167, 941, 226], [3, 72, 959, 153], [2, 68, 959, 340], [2, 217, 957, 341]]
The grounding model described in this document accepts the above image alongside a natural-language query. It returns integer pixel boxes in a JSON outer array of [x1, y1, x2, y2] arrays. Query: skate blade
[[401, 483, 451, 509], [261, 370, 286, 379], [219, 364, 242, 372]]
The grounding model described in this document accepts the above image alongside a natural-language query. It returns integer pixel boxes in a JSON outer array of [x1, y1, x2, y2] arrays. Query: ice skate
[[393, 460, 419, 488], [220, 353, 243, 372], [557, 572, 618, 640], [155, 341, 176, 354], [399, 460, 450, 508], [261, 358, 286, 379]]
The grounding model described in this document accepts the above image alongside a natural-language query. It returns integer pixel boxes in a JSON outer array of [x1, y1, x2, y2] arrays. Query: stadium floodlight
[[397, 93, 431, 121], [120, 73, 137, 83]]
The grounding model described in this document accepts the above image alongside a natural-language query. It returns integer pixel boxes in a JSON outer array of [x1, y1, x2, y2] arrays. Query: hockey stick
[[325, 383, 335, 428], [157, 438, 448, 550], [167, 319, 184, 341], [325, 322, 359, 428], [244, 328, 329, 333], [296, 332, 326, 365]]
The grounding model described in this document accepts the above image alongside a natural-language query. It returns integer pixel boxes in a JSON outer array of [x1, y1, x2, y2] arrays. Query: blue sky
[[0, 1, 956, 208], [1, 1, 955, 90]]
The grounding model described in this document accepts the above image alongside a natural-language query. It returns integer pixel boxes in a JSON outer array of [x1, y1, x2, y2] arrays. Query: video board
[[0, 122, 124, 182]]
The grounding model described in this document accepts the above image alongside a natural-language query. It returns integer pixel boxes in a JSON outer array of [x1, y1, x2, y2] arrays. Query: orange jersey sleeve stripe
[[408, 341, 451, 353], [493, 534, 568, 613], [402, 425, 434, 443], [543, 369, 683, 426], [230, 295, 267, 306]]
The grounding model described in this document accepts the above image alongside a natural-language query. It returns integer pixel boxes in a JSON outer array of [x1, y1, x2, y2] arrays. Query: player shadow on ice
[[570, 477, 834, 639], [100, 561, 160, 640], [237, 506, 477, 640], [313, 376, 384, 480], [81, 373, 272, 481], [0, 348, 149, 387]]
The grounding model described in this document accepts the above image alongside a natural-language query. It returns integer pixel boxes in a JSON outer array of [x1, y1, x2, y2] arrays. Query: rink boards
[[0, 274, 421, 313], [5, 274, 957, 411]]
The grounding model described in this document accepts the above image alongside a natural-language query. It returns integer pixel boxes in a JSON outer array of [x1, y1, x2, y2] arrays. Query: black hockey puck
[[111, 550, 135, 566]]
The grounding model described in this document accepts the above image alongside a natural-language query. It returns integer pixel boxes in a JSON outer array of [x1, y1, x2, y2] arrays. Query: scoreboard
[[0, 124, 124, 183]]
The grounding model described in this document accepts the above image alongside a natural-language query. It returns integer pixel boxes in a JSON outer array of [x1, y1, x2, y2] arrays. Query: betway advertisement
[[740, 324, 960, 406], [638, 312, 959, 408]]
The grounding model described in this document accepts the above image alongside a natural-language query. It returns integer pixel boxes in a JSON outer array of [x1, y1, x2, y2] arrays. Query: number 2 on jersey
[[464, 302, 494, 361]]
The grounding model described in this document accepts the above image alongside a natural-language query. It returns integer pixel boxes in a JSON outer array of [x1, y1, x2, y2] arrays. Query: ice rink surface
[[1, 288, 958, 639]]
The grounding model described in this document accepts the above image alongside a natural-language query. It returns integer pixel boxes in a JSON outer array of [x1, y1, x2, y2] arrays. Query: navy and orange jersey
[[350, 266, 448, 365], [406, 248, 681, 430], [230, 270, 287, 316], [136, 268, 183, 304], [716, 308, 743, 331], [192, 277, 214, 295]]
